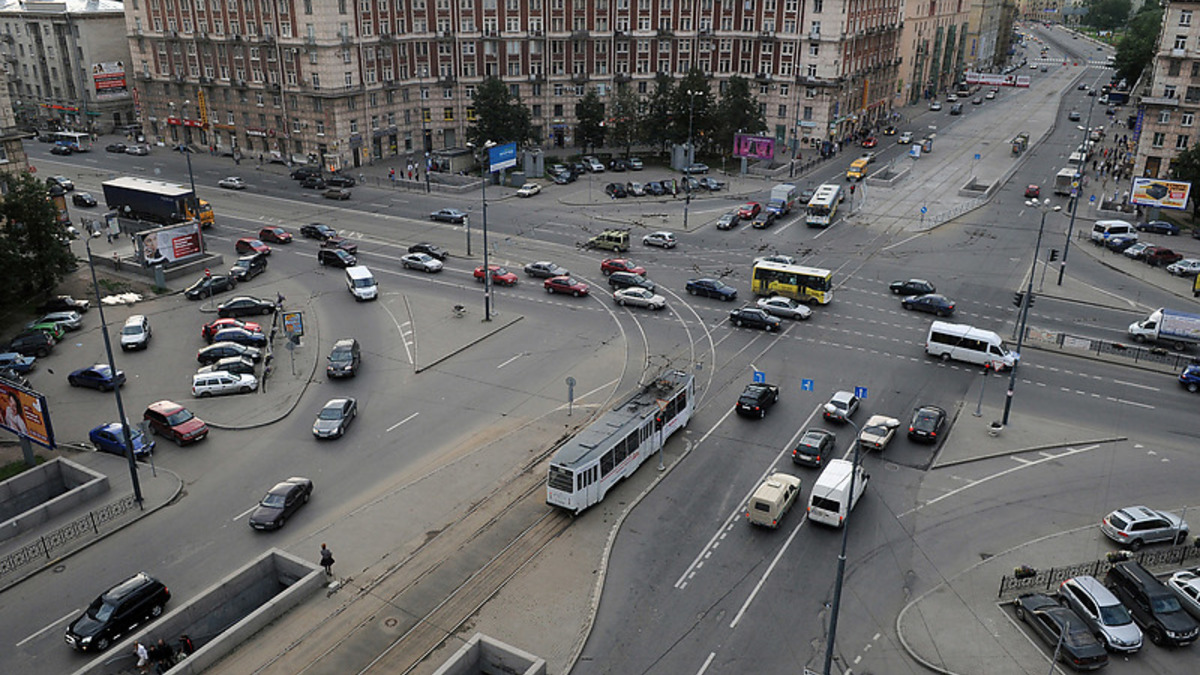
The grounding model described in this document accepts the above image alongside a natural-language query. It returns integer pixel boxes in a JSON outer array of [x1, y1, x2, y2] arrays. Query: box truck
[[1053, 168, 1078, 196], [1128, 308, 1200, 351], [102, 176, 215, 228]]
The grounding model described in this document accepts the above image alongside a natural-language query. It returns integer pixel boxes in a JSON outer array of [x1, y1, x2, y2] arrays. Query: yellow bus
[[751, 261, 834, 305]]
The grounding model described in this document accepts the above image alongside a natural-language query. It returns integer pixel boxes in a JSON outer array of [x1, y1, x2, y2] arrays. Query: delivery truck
[[1128, 308, 1200, 351], [806, 459, 868, 528], [1053, 168, 1078, 196], [766, 183, 800, 216], [102, 176, 215, 228]]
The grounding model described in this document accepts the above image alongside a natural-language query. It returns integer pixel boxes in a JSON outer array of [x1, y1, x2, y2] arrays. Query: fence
[[1025, 326, 1200, 371], [0, 493, 138, 584], [997, 542, 1200, 599]]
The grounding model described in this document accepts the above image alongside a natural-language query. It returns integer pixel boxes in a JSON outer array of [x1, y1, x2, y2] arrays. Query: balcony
[[572, 72, 589, 84], [530, 29, 544, 37], [614, 73, 630, 83], [305, 35, 317, 46], [571, 30, 588, 39], [1141, 95, 1179, 107], [755, 72, 772, 82], [234, 78, 248, 88], [657, 28, 673, 37], [198, 31, 210, 41], [379, 32, 394, 42], [438, 76, 456, 87], [2, 33, 14, 43], [231, 32, 243, 42], [261, 34, 275, 44], [199, 76, 213, 84]]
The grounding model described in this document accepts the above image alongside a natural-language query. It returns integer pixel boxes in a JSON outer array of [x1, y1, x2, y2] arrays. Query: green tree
[[575, 88, 606, 152], [641, 74, 675, 152], [1114, 4, 1163, 84], [608, 85, 641, 156], [466, 76, 533, 149], [1084, 0, 1132, 31], [1168, 144, 1200, 219], [714, 76, 766, 157], [668, 69, 716, 153], [0, 173, 75, 308]]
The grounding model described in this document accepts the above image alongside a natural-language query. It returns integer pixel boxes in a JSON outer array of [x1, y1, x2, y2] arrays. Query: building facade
[[0, 0, 134, 133], [965, 0, 1016, 72], [1133, 0, 1200, 179], [0, 68, 31, 178], [899, 0, 972, 105], [124, 0, 904, 170]]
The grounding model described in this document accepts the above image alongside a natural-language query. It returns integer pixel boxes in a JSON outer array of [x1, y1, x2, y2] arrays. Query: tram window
[[600, 451, 615, 476]]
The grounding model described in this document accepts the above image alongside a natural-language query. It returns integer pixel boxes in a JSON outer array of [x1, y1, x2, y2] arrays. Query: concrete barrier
[[0, 459, 108, 543], [68, 548, 324, 675], [431, 633, 547, 675]]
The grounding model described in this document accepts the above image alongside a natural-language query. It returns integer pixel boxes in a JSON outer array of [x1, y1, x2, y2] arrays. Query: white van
[[1090, 220, 1136, 244], [807, 459, 867, 528], [120, 315, 151, 351], [346, 265, 378, 301], [745, 472, 802, 529], [925, 321, 1015, 370]]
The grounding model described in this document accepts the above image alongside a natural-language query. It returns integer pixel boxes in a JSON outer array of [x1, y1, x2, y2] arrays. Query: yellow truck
[[846, 157, 869, 181]]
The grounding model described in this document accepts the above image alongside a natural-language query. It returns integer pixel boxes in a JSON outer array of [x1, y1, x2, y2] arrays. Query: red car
[[737, 202, 762, 219], [544, 276, 590, 296], [1144, 246, 1184, 267], [201, 317, 263, 342], [143, 400, 209, 445], [258, 226, 293, 244], [601, 258, 646, 276], [862, 137, 878, 148], [235, 238, 271, 256], [1024, 185, 1040, 198], [321, 236, 359, 255], [474, 265, 519, 286]]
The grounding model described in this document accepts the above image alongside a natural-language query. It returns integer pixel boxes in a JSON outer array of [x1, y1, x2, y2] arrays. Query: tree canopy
[[0, 172, 76, 309], [466, 76, 533, 148], [1168, 144, 1200, 218], [575, 88, 606, 153], [1114, 4, 1163, 85], [713, 76, 768, 155], [1083, 0, 1132, 31]]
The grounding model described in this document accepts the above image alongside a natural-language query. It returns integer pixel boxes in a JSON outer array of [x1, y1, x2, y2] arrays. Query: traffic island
[[403, 292, 524, 373]]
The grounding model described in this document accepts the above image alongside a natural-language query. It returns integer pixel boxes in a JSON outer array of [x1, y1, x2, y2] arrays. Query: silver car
[[400, 253, 443, 273], [1059, 575, 1143, 653], [716, 212, 739, 230], [1101, 505, 1189, 550], [35, 311, 82, 331], [756, 296, 812, 320], [613, 287, 666, 310]]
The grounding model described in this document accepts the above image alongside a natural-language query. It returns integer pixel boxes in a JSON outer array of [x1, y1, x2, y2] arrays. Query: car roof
[[147, 400, 184, 414], [831, 390, 855, 402]]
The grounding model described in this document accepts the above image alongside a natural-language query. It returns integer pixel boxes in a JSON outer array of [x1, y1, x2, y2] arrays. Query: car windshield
[[318, 407, 343, 420], [165, 409, 194, 425], [330, 349, 352, 363], [493, 267, 510, 275], [1098, 603, 1132, 626], [261, 493, 286, 508], [121, 325, 142, 335], [1151, 595, 1183, 613], [1107, 513, 1130, 530], [864, 424, 889, 436], [88, 599, 118, 621]]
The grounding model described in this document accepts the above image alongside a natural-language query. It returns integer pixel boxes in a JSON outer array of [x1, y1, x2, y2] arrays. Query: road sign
[[1090, 194, 1096, 202], [801, 379, 814, 391], [752, 370, 766, 383], [920, 206, 928, 214], [854, 386, 868, 399], [282, 311, 304, 337], [974, 153, 981, 160]]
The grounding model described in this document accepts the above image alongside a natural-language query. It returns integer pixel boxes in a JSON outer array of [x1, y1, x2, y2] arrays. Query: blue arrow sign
[[801, 379, 814, 391], [854, 386, 868, 399], [920, 206, 928, 214], [974, 153, 981, 160], [1089, 194, 1096, 202], [752, 370, 766, 384]]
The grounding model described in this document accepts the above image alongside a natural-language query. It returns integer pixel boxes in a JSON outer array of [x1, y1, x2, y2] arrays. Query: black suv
[[735, 382, 780, 418], [8, 331, 54, 357], [327, 338, 361, 378], [1106, 561, 1200, 646], [229, 254, 268, 281], [65, 572, 171, 652], [607, 271, 656, 292], [290, 166, 322, 180]]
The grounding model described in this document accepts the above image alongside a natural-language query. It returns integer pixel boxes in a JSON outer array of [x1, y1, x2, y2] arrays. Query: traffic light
[[849, 184, 857, 195], [1013, 291, 1025, 307], [1048, 248, 1060, 262], [1028, 292, 1036, 307]]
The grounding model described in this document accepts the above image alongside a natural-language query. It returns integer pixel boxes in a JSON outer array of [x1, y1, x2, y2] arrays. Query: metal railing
[[1026, 326, 1200, 370], [0, 494, 138, 582], [998, 543, 1200, 599]]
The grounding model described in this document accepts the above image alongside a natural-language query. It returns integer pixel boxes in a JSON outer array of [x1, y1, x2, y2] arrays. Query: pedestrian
[[106, 231, 113, 244], [389, 167, 395, 183], [152, 638, 174, 674], [320, 543, 335, 576], [408, 167, 413, 181], [177, 634, 195, 660], [258, 153, 263, 164], [134, 641, 150, 674]]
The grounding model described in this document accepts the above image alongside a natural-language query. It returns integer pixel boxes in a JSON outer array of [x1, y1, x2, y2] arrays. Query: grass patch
[[0, 456, 45, 481], [98, 278, 135, 294]]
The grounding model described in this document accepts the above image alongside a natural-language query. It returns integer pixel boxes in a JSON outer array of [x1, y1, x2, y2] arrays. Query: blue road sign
[[801, 379, 814, 391], [920, 206, 928, 214], [854, 386, 868, 399], [1089, 194, 1096, 202], [752, 370, 766, 383], [974, 153, 981, 160]]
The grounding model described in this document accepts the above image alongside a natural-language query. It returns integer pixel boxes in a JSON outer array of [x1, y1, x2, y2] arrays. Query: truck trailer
[[1128, 308, 1200, 351], [102, 177, 214, 228]]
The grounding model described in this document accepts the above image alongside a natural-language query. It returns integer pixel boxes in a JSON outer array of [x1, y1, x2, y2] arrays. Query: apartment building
[[0, 0, 134, 133], [0, 68, 31, 178], [898, 0, 972, 105], [124, 0, 907, 170], [966, 0, 1016, 73], [1133, 0, 1200, 179]]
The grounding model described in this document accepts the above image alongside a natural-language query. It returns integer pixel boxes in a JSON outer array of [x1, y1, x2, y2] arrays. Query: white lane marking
[[233, 502, 259, 522], [387, 411, 420, 433], [496, 353, 524, 369], [882, 232, 925, 251], [18, 610, 78, 646], [1117, 398, 1154, 410], [1112, 379, 1159, 392], [729, 513, 809, 628], [379, 301, 414, 366], [695, 652, 717, 675]]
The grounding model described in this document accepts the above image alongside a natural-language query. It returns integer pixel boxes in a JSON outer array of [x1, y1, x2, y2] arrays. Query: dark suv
[[1105, 561, 1200, 646], [735, 383, 779, 418], [607, 271, 656, 292], [326, 338, 361, 378], [230, 254, 268, 281], [65, 572, 171, 652], [8, 331, 54, 357]]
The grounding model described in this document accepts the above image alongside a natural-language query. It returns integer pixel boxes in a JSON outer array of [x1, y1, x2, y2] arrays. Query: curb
[[932, 436, 1125, 469], [413, 315, 523, 374]]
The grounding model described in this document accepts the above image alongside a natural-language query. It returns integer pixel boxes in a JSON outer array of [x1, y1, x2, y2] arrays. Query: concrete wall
[[67, 548, 324, 675], [431, 633, 547, 675], [0, 459, 109, 543]]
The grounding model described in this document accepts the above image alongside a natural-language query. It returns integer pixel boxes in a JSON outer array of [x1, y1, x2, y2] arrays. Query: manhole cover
[[384, 617, 399, 628]]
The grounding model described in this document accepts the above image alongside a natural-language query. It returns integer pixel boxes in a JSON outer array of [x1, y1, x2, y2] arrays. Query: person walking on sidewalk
[[320, 543, 335, 576], [134, 641, 150, 674]]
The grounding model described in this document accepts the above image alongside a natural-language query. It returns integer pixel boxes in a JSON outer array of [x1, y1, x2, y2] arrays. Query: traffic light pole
[[1004, 204, 1055, 426]]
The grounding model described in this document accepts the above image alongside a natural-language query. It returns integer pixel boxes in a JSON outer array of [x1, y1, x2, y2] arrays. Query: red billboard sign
[[733, 134, 776, 160]]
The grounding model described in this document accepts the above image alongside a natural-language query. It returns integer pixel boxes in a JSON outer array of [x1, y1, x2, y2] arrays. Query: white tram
[[546, 370, 694, 514]]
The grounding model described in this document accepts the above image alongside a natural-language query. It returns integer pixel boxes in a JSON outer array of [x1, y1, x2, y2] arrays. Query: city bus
[[546, 370, 694, 514], [805, 183, 843, 227], [53, 131, 92, 152], [751, 260, 834, 305]]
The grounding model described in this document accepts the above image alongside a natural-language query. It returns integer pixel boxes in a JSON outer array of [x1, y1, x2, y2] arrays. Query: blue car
[[686, 278, 738, 301], [1181, 365, 1200, 393], [89, 422, 154, 459], [0, 352, 36, 374], [68, 364, 126, 391], [1137, 220, 1180, 236]]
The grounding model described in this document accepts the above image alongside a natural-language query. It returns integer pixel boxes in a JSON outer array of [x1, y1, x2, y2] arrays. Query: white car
[[218, 176, 247, 190], [119, 315, 151, 351], [1167, 258, 1200, 277], [929, 101, 943, 111], [858, 415, 900, 451], [1168, 569, 1200, 620], [754, 254, 796, 266], [516, 183, 541, 197], [400, 253, 443, 273], [613, 287, 666, 310], [898, 131, 914, 144], [756, 296, 813, 320], [192, 371, 258, 397], [642, 231, 677, 248]]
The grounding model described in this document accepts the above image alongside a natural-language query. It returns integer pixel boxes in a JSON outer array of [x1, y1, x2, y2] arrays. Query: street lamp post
[[422, 68, 432, 194], [1003, 200, 1060, 426], [1057, 81, 1098, 286], [84, 235, 144, 508], [822, 415, 862, 675], [468, 141, 495, 321], [683, 89, 698, 231]]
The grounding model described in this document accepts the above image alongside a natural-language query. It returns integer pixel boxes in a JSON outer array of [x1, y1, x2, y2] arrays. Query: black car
[[38, 295, 90, 313], [105, 142, 127, 153], [184, 274, 237, 300], [217, 296, 276, 318], [687, 278, 738, 301], [645, 181, 666, 196], [609, 159, 628, 172], [326, 338, 361, 378], [47, 175, 75, 191], [751, 211, 777, 229], [605, 183, 628, 198], [248, 477, 313, 530], [312, 397, 358, 438], [901, 293, 956, 316], [229, 254, 267, 281], [735, 382, 780, 418], [290, 166, 322, 180], [300, 176, 327, 189], [908, 405, 947, 442], [552, 171, 577, 185], [197, 355, 257, 375], [318, 248, 357, 267], [49, 144, 73, 156], [1106, 561, 1200, 646], [211, 327, 268, 347], [792, 429, 837, 468], [408, 242, 448, 260], [1014, 593, 1109, 671], [890, 279, 936, 295], [197, 341, 262, 365], [607, 271, 657, 292], [300, 223, 338, 240], [7, 331, 54, 357], [325, 174, 356, 187], [729, 306, 783, 331], [65, 572, 171, 652], [72, 192, 98, 207]]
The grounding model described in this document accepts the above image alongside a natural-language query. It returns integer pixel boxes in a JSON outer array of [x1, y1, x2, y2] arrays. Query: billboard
[[92, 61, 129, 100], [0, 381, 55, 449], [733, 134, 776, 160], [1130, 177, 1191, 210], [139, 222, 203, 267], [488, 142, 517, 172]]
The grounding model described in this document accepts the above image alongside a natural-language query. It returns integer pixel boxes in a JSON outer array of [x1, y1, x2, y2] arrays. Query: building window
[[1175, 35, 1187, 50], [778, 104, 786, 117], [1164, 84, 1177, 98], [1159, 110, 1171, 124], [1152, 132, 1165, 148], [1181, 10, 1193, 26], [812, 0, 822, 11], [443, 107, 454, 121], [1177, 135, 1190, 149], [1183, 113, 1195, 127]]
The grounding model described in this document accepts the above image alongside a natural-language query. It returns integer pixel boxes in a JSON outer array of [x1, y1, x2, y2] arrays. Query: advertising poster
[[0, 382, 55, 449], [733, 134, 776, 160], [92, 61, 129, 100], [1130, 177, 1191, 210], [140, 223, 203, 267]]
